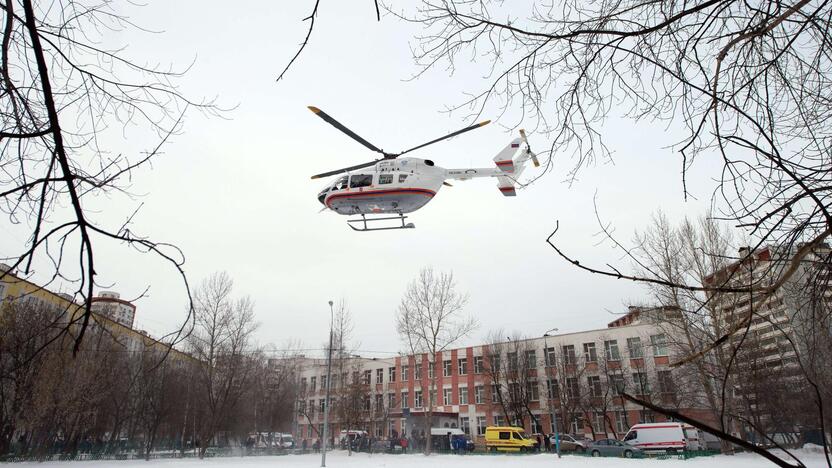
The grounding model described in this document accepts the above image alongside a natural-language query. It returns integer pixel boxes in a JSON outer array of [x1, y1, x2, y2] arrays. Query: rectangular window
[[474, 385, 484, 404], [402, 365, 409, 381], [349, 174, 373, 188], [525, 350, 537, 368], [378, 174, 393, 184], [458, 358, 468, 375], [375, 394, 383, 411], [566, 377, 579, 400], [363, 370, 371, 385], [308, 399, 315, 417], [592, 412, 606, 434], [415, 363, 422, 380], [526, 381, 540, 401], [458, 387, 468, 404], [588, 376, 602, 397], [583, 342, 598, 362], [545, 347, 556, 366], [491, 384, 499, 403], [398, 174, 408, 183], [604, 340, 621, 361], [531, 417, 542, 435], [443, 360, 452, 377], [321, 375, 327, 390], [609, 374, 625, 392], [429, 390, 437, 407], [298, 400, 306, 415], [429, 362, 435, 379], [300, 377, 307, 394], [477, 416, 487, 435], [507, 352, 518, 371], [547, 379, 559, 400], [651, 334, 668, 356], [570, 415, 584, 434], [627, 337, 643, 358], [389, 367, 396, 382], [563, 345, 576, 365], [401, 391, 409, 409], [388, 393, 396, 409], [658, 370, 675, 394], [488, 354, 501, 373], [494, 415, 505, 426], [443, 388, 453, 405], [310, 376, 317, 392], [474, 356, 484, 374], [615, 411, 629, 433], [632, 372, 650, 394], [320, 399, 326, 412], [415, 390, 423, 408], [461, 417, 470, 435], [376, 368, 384, 384]]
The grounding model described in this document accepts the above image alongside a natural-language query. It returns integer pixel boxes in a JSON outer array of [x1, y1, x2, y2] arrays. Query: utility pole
[[543, 328, 561, 458], [321, 300, 335, 467]]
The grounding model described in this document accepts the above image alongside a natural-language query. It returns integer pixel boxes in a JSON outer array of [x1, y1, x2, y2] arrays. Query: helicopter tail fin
[[494, 135, 536, 196], [493, 138, 523, 173], [497, 176, 517, 197]]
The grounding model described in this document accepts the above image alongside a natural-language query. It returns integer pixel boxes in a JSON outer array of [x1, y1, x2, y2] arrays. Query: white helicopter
[[309, 106, 539, 231]]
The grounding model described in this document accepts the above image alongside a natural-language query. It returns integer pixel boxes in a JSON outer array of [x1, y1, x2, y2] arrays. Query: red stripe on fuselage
[[495, 160, 513, 166], [325, 188, 436, 208]]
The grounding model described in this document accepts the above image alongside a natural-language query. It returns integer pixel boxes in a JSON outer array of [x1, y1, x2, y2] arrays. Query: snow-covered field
[[11, 449, 829, 468]]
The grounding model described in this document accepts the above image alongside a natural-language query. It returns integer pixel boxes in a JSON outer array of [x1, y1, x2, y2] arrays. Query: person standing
[[543, 434, 551, 452]]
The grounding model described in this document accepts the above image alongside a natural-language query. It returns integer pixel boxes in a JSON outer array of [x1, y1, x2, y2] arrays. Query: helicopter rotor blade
[[310, 160, 379, 180], [308, 106, 387, 156], [397, 120, 491, 156]]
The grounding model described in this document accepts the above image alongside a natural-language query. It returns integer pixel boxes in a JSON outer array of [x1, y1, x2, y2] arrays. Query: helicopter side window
[[398, 174, 408, 183], [378, 174, 393, 185], [349, 174, 373, 189], [332, 176, 348, 191]]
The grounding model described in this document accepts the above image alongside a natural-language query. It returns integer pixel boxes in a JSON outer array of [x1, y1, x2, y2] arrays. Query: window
[[604, 340, 621, 361], [477, 417, 487, 435], [531, 417, 542, 434], [615, 411, 629, 433], [570, 415, 584, 434], [474, 385, 484, 404], [588, 376, 602, 397], [443, 388, 453, 405], [300, 377, 307, 394], [491, 384, 499, 403], [401, 391, 409, 409], [494, 415, 505, 426], [458, 387, 468, 404], [499, 431, 510, 440], [376, 368, 383, 384], [458, 358, 468, 375], [363, 370, 371, 385], [623, 429, 637, 441], [320, 399, 326, 412], [474, 356, 484, 374], [428, 362, 435, 379], [378, 174, 393, 184], [658, 370, 675, 394], [544, 347, 556, 366], [563, 345, 576, 365], [310, 376, 317, 392], [402, 365, 409, 381], [651, 334, 668, 356], [349, 174, 373, 188], [525, 350, 537, 368], [443, 360, 452, 377], [609, 374, 625, 392], [430, 390, 437, 407], [415, 363, 422, 380], [332, 176, 348, 191], [592, 412, 606, 433], [298, 400, 306, 415], [547, 379, 559, 400], [461, 417, 470, 434], [638, 410, 655, 424], [415, 390, 423, 408], [386, 393, 395, 409], [526, 381, 540, 401], [398, 174, 408, 183], [488, 354, 501, 372], [389, 367, 396, 382], [507, 352, 518, 371], [566, 377, 579, 400], [583, 342, 598, 362], [627, 337, 643, 358], [375, 394, 383, 411], [308, 399, 315, 416], [632, 372, 650, 393]]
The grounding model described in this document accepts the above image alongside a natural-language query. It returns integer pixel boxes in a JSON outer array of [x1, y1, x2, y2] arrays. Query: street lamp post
[[543, 328, 561, 458], [321, 301, 335, 468]]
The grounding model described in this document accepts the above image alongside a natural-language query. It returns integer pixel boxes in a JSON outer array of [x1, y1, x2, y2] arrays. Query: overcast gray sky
[[3, 2, 719, 357]]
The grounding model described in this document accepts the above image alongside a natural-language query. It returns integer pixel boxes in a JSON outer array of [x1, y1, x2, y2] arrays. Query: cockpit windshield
[[332, 176, 349, 191]]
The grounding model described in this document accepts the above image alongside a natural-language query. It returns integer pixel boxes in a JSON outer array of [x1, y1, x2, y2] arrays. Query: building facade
[[294, 308, 712, 445], [90, 291, 137, 329]]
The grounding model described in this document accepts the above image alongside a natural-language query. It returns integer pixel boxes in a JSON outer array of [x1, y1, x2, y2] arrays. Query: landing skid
[[347, 214, 415, 232]]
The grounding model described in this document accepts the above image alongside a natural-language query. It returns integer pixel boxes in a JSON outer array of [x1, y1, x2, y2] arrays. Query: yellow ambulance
[[484, 426, 537, 452]]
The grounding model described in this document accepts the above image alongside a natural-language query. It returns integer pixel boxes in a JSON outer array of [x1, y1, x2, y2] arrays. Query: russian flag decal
[[511, 143, 520, 148]]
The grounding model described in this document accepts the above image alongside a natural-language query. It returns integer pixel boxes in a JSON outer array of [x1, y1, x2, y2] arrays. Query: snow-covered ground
[[11, 449, 830, 468]]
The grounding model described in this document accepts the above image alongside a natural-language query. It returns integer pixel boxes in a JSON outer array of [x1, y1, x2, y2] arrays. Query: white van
[[622, 422, 688, 451]]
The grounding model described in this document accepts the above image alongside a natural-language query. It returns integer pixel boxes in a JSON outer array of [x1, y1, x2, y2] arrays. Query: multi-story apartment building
[[90, 291, 137, 329], [294, 306, 712, 445]]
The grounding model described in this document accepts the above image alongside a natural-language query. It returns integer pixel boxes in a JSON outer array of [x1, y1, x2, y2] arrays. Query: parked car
[[429, 428, 474, 452], [484, 426, 537, 452], [589, 439, 643, 458], [622, 422, 688, 452], [548, 433, 587, 452]]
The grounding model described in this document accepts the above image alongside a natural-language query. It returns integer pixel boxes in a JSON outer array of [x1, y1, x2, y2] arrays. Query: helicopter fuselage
[[318, 158, 446, 215]]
